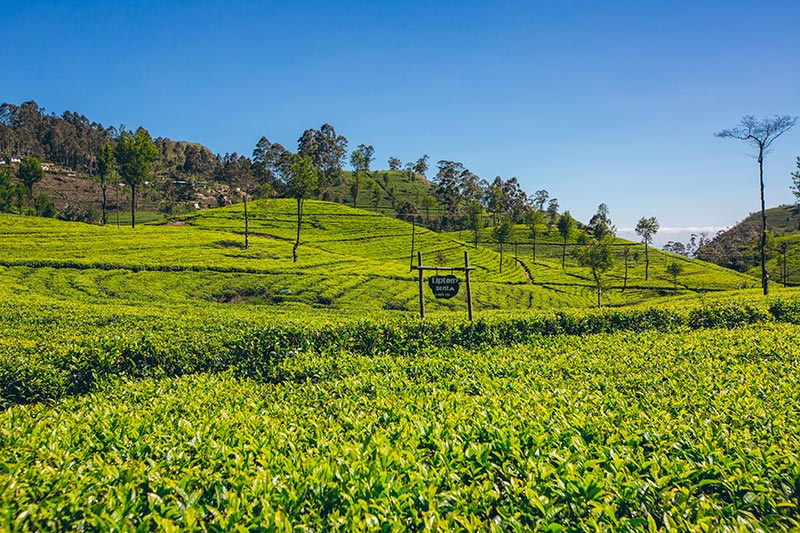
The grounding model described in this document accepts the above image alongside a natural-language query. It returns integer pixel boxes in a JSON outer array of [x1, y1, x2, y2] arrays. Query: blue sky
[[3, 0, 799, 245]]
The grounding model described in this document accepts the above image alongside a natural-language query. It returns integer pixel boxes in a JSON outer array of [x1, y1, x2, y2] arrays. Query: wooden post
[[465, 250, 473, 321], [418, 251, 425, 319]]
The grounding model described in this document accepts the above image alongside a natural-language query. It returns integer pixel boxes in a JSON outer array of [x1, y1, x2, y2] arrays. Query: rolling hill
[[0, 199, 758, 315]]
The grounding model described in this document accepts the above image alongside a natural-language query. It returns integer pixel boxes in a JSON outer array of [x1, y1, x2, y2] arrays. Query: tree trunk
[[244, 192, 249, 249], [131, 183, 136, 228], [644, 243, 649, 281], [623, 256, 628, 290], [293, 198, 303, 263], [597, 286, 602, 308], [499, 244, 503, 273], [101, 182, 107, 225], [532, 233, 536, 262], [759, 149, 768, 295], [116, 184, 120, 228]]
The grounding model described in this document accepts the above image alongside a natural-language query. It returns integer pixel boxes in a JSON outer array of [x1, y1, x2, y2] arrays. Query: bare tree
[[716, 115, 797, 295]]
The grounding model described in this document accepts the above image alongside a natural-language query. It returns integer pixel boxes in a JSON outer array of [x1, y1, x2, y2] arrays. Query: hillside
[[697, 204, 800, 276], [0, 200, 756, 314]]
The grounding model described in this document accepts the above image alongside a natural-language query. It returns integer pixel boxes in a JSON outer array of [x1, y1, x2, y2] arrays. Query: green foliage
[[114, 127, 159, 190], [17, 155, 44, 203], [285, 154, 318, 201], [0, 167, 20, 212], [115, 127, 158, 228], [1, 199, 799, 528], [34, 194, 55, 218], [557, 212, 576, 268], [2, 323, 800, 529], [575, 238, 614, 306], [1, 291, 794, 407], [666, 261, 684, 288]]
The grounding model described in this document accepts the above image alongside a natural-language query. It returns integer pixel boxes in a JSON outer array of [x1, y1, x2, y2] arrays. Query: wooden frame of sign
[[412, 250, 475, 320]]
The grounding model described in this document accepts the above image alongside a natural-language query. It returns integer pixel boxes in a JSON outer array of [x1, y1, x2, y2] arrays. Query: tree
[[587, 203, 616, 240], [114, 127, 158, 228], [349, 171, 361, 207], [716, 114, 797, 295], [557, 211, 575, 268], [621, 246, 631, 290], [253, 136, 291, 188], [413, 155, 429, 177], [663, 241, 687, 256], [0, 166, 20, 213], [635, 216, 659, 281], [298, 124, 348, 200], [397, 200, 421, 224], [284, 154, 318, 262], [575, 238, 614, 307], [17, 155, 44, 213], [388, 157, 401, 170], [350, 144, 375, 173], [546, 198, 559, 222], [420, 195, 435, 225], [492, 219, 512, 273], [525, 208, 544, 262], [791, 157, 800, 204], [97, 142, 115, 225], [533, 189, 549, 212], [224, 154, 256, 248], [666, 262, 684, 290], [466, 200, 483, 248], [369, 179, 382, 210]]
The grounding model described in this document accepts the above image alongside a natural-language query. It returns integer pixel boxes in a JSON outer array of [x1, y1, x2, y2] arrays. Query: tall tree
[[621, 246, 631, 290], [635, 216, 659, 281], [297, 124, 348, 199], [253, 136, 290, 187], [492, 219, 512, 273], [350, 144, 375, 173], [557, 211, 575, 268], [114, 127, 158, 228], [97, 142, 115, 225], [412, 155, 429, 177], [533, 189, 549, 212], [466, 200, 483, 248], [575, 237, 614, 307], [285, 154, 318, 262], [716, 114, 797, 295], [587, 203, 616, 240], [525, 208, 544, 262], [388, 157, 401, 170], [17, 155, 44, 213], [546, 198, 560, 222], [224, 154, 256, 248]]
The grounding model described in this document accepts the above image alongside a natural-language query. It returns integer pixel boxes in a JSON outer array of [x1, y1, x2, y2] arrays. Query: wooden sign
[[428, 274, 460, 299]]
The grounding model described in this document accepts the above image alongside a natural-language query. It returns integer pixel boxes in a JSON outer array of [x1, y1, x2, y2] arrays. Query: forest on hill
[[0, 100, 578, 235]]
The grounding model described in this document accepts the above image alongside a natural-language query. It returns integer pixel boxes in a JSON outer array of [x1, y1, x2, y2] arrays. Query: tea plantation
[[1, 202, 799, 530]]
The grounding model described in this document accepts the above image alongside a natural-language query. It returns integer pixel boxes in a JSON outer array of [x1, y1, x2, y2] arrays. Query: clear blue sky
[[3, 0, 799, 245]]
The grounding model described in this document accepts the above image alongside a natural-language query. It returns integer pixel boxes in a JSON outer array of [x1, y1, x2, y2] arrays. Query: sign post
[[412, 250, 475, 320]]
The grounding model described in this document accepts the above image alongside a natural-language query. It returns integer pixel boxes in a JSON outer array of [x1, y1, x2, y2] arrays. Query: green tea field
[[1, 202, 799, 530]]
